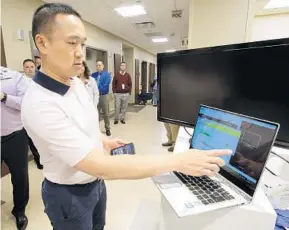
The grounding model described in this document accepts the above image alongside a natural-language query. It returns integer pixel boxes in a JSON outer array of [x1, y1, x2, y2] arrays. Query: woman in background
[[78, 61, 99, 107]]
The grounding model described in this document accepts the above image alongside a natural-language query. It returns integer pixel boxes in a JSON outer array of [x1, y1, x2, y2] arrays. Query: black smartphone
[[110, 143, 135, 156]]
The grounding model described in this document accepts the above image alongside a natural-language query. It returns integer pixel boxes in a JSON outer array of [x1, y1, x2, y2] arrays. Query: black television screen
[[157, 38, 289, 147]]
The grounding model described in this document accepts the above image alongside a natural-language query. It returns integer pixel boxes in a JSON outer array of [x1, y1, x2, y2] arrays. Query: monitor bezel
[[157, 37, 289, 147], [190, 104, 280, 197]]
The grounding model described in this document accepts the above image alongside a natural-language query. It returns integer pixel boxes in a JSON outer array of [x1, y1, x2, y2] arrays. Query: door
[[1, 163, 9, 178], [135, 59, 140, 103], [1, 26, 7, 67], [96, 49, 108, 71], [148, 63, 156, 92], [114, 53, 122, 75], [141, 61, 148, 93]]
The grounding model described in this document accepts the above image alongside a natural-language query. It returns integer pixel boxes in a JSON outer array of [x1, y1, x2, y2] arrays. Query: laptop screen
[[191, 105, 279, 196]]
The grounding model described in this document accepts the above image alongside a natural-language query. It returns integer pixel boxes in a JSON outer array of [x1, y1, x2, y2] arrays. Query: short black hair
[[121, 62, 126, 64], [32, 3, 81, 45], [34, 56, 41, 60], [23, 59, 35, 66]]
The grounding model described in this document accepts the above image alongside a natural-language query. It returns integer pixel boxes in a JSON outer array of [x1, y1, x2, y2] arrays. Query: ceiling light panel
[[114, 4, 147, 18], [152, 38, 169, 43], [265, 0, 289, 9]]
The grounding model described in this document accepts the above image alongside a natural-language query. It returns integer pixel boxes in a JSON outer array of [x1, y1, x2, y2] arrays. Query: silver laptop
[[153, 105, 280, 217]]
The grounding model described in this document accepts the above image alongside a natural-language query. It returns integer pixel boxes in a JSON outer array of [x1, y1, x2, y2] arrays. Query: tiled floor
[[1, 105, 169, 230]]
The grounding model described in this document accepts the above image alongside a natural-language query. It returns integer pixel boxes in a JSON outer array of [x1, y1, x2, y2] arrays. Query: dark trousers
[[1, 129, 29, 216], [42, 179, 106, 230], [24, 129, 41, 164]]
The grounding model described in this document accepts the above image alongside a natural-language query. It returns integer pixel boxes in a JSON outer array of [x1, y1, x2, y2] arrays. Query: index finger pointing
[[205, 149, 233, 157]]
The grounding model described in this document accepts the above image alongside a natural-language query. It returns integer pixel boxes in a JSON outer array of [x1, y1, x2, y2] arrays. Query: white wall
[[84, 21, 121, 75], [1, 0, 156, 107], [251, 13, 289, 41], [1, 0, 40, 71], [134, 48, 156, 64], [188, 0, 254, 49], [1, 0, 156, 71]]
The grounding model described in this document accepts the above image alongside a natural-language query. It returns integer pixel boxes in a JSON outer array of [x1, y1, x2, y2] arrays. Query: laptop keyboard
[[175, 172, 235, 205]]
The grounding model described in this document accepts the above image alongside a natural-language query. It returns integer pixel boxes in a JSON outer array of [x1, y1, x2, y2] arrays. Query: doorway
[[122, 44, 134, 102], [122, 47, 133, 79], [114, 53, 122, 75], [148, 63, 156, 92], [135, 59, 140, 103], [86, 47, 108, 74], [1, 26, 7, 67], [141, 61, 148, 93]]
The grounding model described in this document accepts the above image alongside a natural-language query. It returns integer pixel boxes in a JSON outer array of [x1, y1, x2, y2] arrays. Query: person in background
[[34, 56, 41, 70], [152, 74, 158, 106], [78, 61, 99, 107], [162, 123, 180, 152], [22, 59, 43, 170], [1, 66, 29, 230], [112, 62, 132, 124], [92, 61, 111, 136], [23, 59, 36, 80]]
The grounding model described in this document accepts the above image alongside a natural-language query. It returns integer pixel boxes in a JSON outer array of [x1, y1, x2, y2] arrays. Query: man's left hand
[[103, 138, 127, 152]]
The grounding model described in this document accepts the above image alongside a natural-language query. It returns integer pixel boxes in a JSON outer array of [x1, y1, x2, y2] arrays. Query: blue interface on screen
[[191, 106, 276, 184]]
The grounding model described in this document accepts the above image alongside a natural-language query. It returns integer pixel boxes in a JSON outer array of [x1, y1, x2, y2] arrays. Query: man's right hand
[[175, 149, 232, 177]]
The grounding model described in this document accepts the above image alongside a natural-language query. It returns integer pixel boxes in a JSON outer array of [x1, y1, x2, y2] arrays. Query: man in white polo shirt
[[22, 3, 231, 230]]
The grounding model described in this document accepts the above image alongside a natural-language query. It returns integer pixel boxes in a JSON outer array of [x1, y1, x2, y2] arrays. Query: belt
[[44, 178, 102, 188]]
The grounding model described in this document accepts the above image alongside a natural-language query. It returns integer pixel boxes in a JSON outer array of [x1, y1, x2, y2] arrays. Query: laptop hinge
[[216, 174, 252, 202]]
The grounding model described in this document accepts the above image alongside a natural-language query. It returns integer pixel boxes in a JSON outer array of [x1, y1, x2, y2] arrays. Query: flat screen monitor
[[157, 38, 289, 147]]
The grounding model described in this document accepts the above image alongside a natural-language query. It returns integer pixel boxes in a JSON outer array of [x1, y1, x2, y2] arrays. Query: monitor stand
[[157, 127, 277, 230]]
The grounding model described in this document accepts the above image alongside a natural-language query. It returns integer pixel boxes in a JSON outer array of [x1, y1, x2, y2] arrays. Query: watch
[[1, 93, 7, 103]]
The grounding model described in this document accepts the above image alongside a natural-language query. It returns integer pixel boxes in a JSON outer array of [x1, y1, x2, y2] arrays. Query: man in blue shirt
[[92, 61, 111, 136]]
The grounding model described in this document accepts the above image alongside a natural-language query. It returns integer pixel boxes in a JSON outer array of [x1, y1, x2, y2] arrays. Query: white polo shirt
[[22, 71, 103, 185]]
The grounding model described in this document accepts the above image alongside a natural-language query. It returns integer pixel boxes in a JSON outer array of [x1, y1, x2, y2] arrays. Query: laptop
[[153, 105, 280, 217]]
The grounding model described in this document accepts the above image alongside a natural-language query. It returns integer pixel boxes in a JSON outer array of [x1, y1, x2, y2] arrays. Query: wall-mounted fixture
[[172, 9, 183, 18], [181, 37, 188, 48], [17, 30, 25, 41]]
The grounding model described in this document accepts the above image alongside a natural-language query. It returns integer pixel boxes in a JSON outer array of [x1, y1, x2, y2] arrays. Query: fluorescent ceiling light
[[166, 49, 176, 52], [152, 38, 168, 43], [265, 0, 289, 9], [114, 4, 147, 18]]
